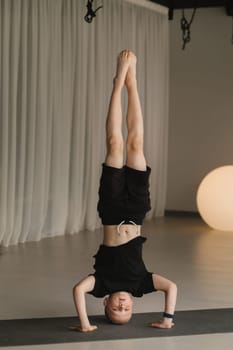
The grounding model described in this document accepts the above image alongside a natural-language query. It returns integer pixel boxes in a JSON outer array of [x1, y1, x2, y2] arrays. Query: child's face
[[104, 291, 133, 324]]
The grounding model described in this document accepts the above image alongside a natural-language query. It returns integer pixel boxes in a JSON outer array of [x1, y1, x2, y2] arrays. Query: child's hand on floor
[[68, 324, 98, 333], [149, 319, 174, 329]]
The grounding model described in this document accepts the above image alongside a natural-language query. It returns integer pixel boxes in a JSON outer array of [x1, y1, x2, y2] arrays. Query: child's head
[[103, 291, 133, 324]]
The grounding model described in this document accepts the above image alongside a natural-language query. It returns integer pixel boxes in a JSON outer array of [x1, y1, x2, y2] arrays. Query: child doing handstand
[[71, 50, 177, 332]]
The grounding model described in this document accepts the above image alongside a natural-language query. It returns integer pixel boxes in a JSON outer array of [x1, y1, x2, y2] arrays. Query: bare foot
[[125, 51, 137, 89], [114, 50, 131, 89], [150, 319, 175, 329]]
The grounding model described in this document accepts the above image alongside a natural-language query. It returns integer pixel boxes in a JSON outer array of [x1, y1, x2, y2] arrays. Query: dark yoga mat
[[1, 308, 233, 347]]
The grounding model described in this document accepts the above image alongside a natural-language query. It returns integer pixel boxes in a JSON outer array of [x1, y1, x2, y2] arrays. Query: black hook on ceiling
[[84, 0, 103, 23], [180, 6, 197, 50]]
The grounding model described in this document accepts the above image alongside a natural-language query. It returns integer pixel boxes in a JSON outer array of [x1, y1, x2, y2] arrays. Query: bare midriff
[[103, 224, 141, 247]]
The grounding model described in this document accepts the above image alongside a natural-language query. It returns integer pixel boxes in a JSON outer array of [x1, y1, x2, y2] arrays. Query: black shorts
[[97, 163, 151, 225]]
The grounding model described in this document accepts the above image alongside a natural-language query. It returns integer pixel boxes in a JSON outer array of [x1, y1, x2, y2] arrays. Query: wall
[[166, 7, 233, 212]]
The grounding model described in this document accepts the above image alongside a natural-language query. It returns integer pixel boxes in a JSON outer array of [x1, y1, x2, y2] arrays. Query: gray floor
[[1, 217, 233, 349]]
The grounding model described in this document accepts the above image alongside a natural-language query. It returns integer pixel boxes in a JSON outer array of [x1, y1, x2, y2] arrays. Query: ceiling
[[150, 0, 233, 18]]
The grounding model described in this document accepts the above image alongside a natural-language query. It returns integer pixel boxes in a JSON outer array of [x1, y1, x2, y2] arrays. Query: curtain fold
[[0, 0, 169, 246]]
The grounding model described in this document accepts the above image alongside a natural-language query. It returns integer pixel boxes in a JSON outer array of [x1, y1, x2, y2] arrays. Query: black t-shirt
[[88, 236, 156, 298]]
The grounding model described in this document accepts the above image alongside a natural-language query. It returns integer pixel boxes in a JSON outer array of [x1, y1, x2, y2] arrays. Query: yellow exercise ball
[[197, 166, 233, 231]]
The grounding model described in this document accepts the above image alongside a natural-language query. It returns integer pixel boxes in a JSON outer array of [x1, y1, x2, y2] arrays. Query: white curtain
[[0, 0, 169, 246]]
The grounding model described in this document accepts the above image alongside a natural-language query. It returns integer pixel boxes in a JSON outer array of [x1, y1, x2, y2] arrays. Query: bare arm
[[149, 273, 177, 329], [70, 275, 97, 332]]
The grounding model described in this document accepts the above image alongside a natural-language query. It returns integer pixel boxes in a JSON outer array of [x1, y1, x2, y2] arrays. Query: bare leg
[[150, 274, 177, 329], [125, 53, 146, 171], [105, 51, 131, 168]]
